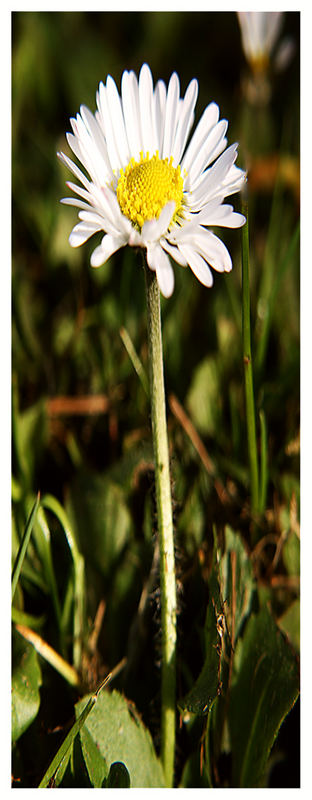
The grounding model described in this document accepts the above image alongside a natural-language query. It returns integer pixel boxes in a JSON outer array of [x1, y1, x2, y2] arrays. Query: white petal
[[128, 228, 142, 248], [141, 201, 175, 243], [197, 202, 246, 228], [121, 70, 143, 161], [105, 75, 130, 166], [66, 131, 87, 167], [179, 244, 214, 287], [70, 113, 110, 187], [221, 164, 247, 197], [78, 209, 106, 226], [161, 72, 180, 159], [147, 244, 175, 298], [154, 79, 167, 153], [192, 229, 233, 272], [69, 221, 102, 247], [160, 238, 188, 266], [65, 181, 105, 216], [61, 196, 94, 212], [79, 105, 112, 180], [181, 102, 220, 175], [91, 185, 133, 237], [171, 78, 198, 165], [184, 119, 228, 190], [96, 81, 122, 174], [139, 63, 157, 156], [57, 151, 92, 193], [189, 143, 241, 207], [90, 233, 126, 267]]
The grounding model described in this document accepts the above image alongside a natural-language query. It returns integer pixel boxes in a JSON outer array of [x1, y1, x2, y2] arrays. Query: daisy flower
[[58, 63, 246, 298], [237, 12, 293, 75]]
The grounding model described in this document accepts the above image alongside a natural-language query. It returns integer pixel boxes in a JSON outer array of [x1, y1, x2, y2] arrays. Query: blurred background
[[12, 10, 300, 788]]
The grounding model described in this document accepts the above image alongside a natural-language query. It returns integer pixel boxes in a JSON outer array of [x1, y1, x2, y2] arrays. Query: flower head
[[237, 12, 294, 76], [58, 64, 246, 298], [237, 12, 284, 72]]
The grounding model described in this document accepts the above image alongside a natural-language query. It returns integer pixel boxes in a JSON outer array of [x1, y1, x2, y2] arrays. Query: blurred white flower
[[237, 12, 294, 75], [58, 64, 246, 298]]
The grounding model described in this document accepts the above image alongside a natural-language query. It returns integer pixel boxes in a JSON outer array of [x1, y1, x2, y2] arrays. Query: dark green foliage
[[76, 690, 165, 787], [229, 606, 299, 787], [12, 632, 42, 743], [12, 10, 300, 788]]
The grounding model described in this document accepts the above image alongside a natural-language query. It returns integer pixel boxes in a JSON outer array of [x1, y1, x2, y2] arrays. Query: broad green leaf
[[67, 471, 132, 576], [79, 724, 108, 788], [206, 527, 256, 768], [12, 630, 42, 742], [75, 690, 165, 788], [229, 605, 299, 787], [179, 553, 223, 717]]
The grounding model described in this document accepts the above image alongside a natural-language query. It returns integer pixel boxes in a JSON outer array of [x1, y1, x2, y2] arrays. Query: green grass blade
[[41, 494, 85, 671], [11, 606, 46, 630], [241, 201, 259, 513], [38, 695, 96, 787], [15, 623, 80, 688], [119, 325, 149, 395], [35, 506, 62, 627], [259, 409, 268, 514], [38, 673, 112, 788], [11, 493, 40, 602]]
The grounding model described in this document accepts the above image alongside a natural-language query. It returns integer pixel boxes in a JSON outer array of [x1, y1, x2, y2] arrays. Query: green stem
[[144, 259, 176, 788], [241, 201, 259, 513]]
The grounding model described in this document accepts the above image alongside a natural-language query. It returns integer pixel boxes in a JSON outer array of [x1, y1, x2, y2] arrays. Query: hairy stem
[[241, 200, 259, 513]]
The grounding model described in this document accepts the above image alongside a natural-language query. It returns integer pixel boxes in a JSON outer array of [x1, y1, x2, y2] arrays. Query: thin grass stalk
[[38, 693, 99, 787], [259, 409, 268, 514], [143, 257, 176, 788], [119, 325, 149, 395], [12, 493, 40, 602], [241, 200, 259, 513], [15, 623, 80, 688], [41, 495, 85, 671]]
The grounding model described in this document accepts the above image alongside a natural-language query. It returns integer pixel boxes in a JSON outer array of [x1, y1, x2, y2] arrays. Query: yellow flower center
[[116, 151, 184, 230]]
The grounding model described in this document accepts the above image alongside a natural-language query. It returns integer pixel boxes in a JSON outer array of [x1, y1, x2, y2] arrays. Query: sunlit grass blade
[[241, 200, 259, 514], [11, 492, 40, 602], [15, 623, 80, 688]]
